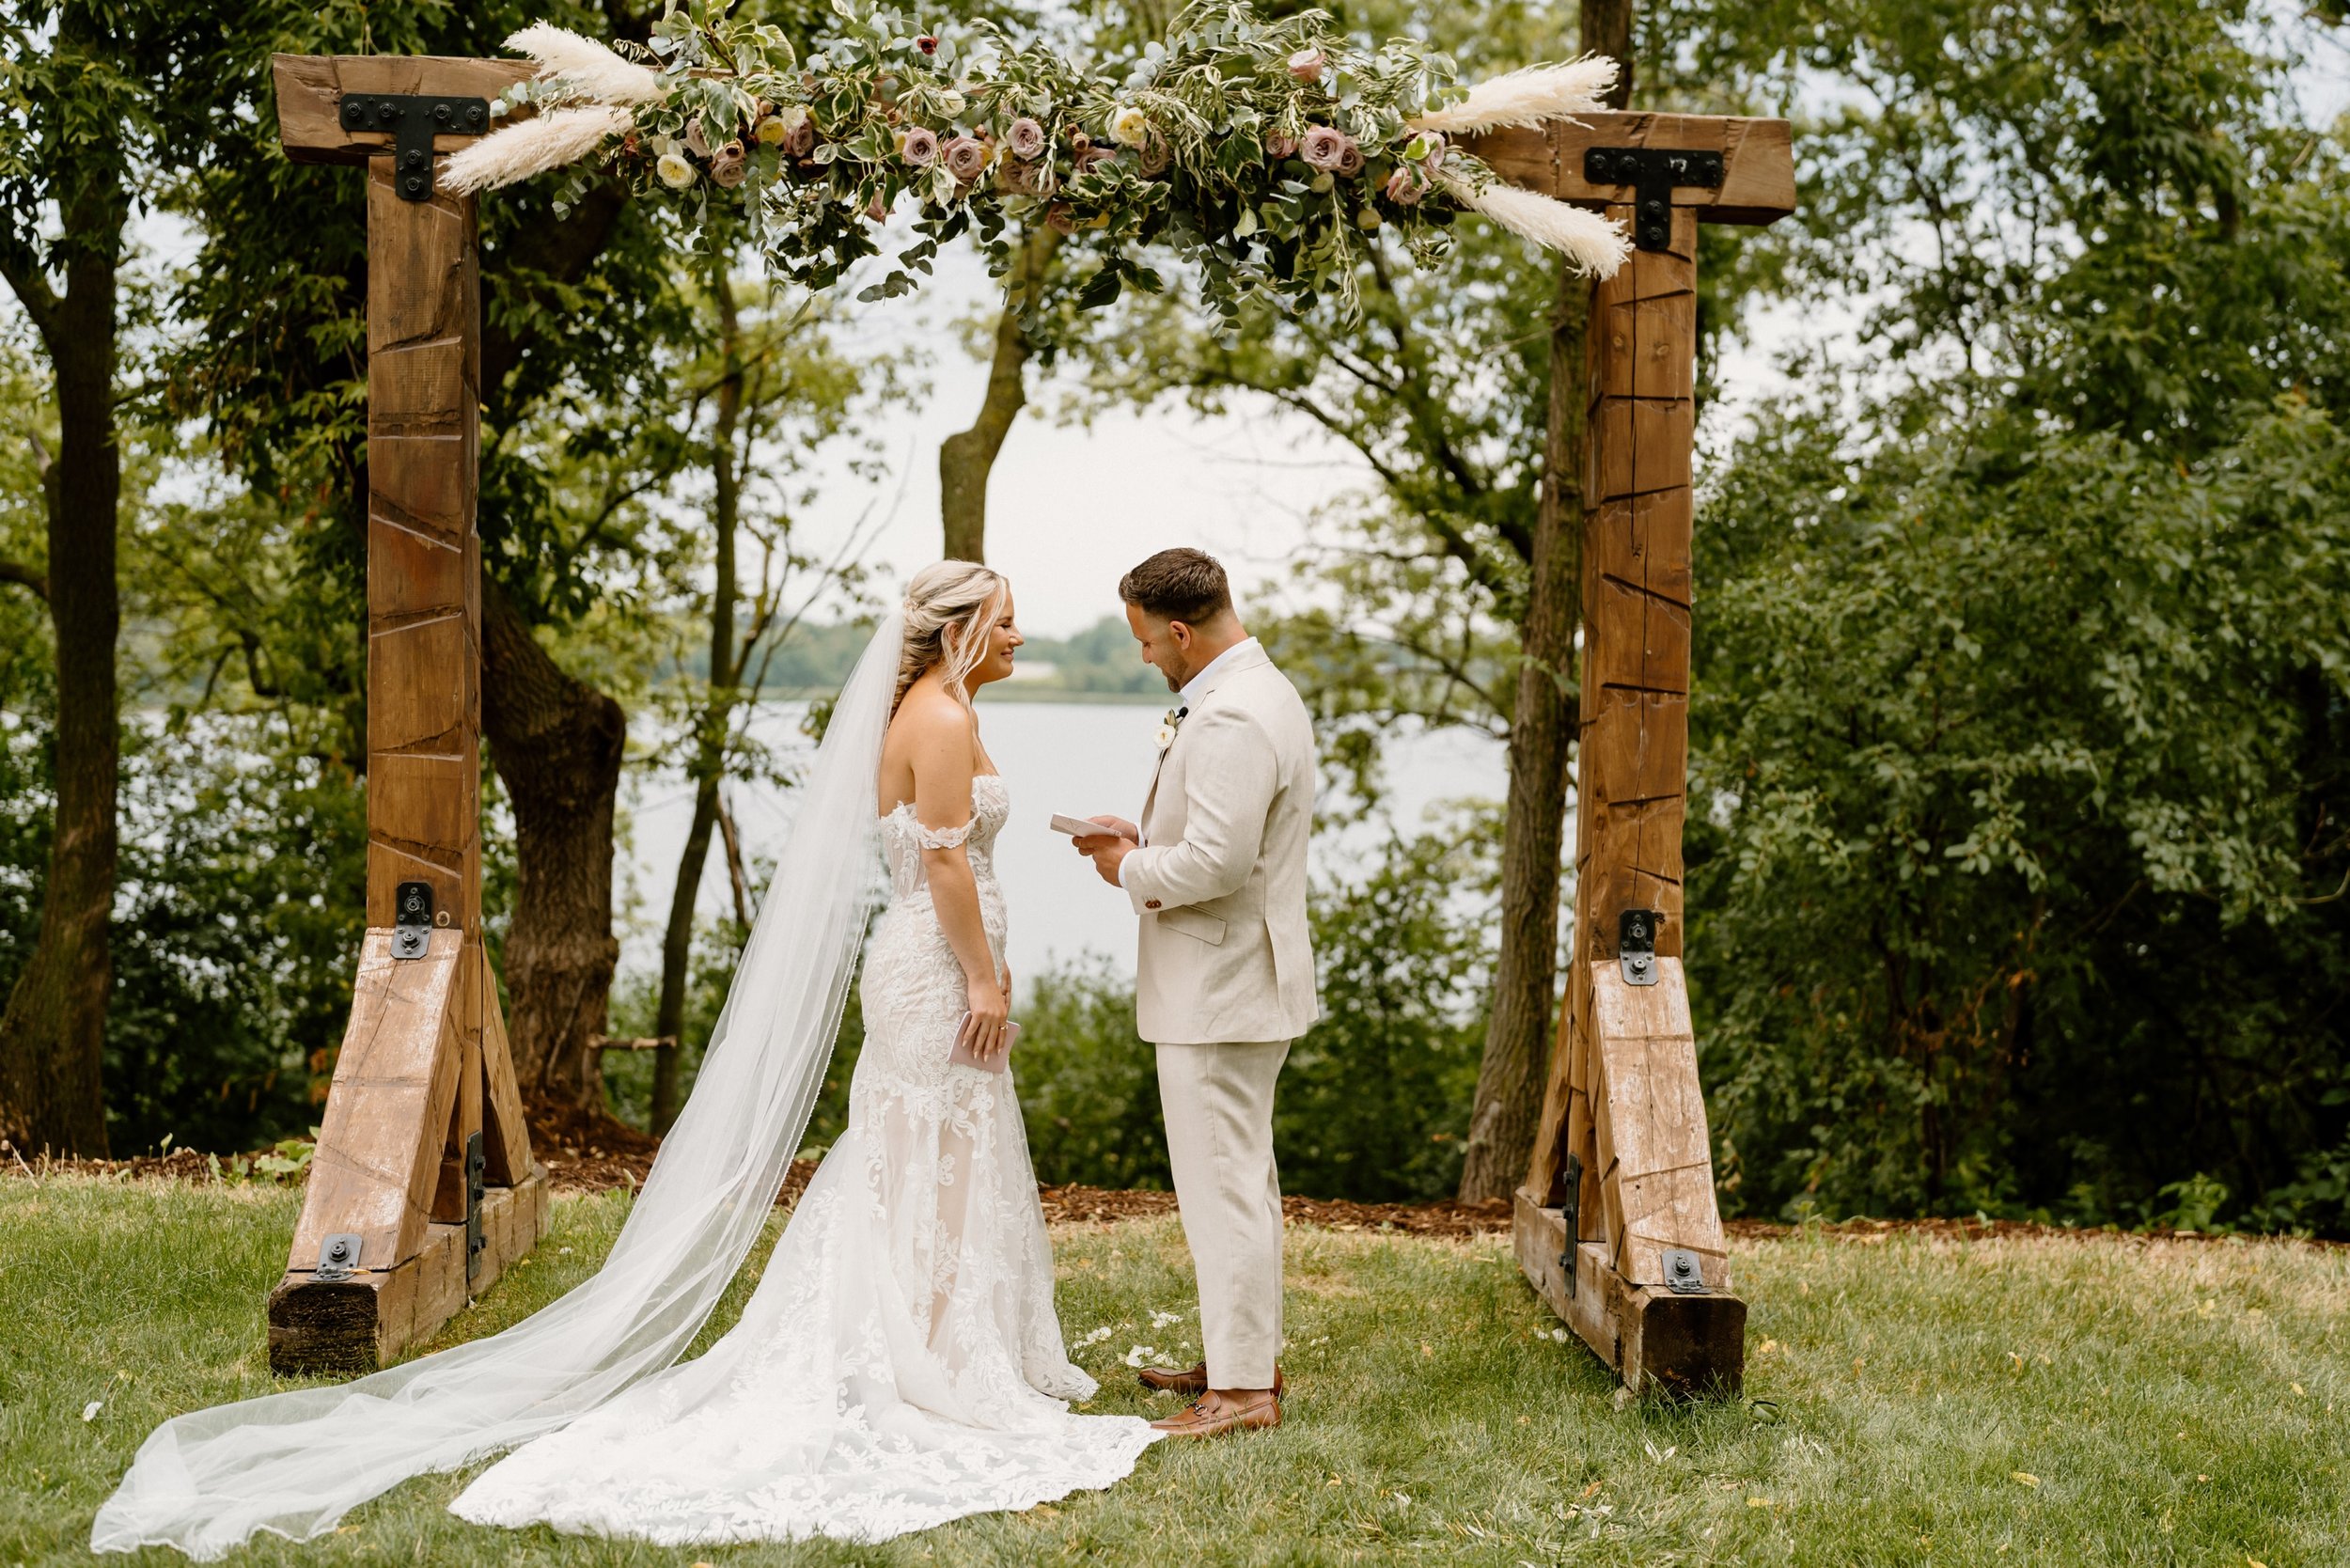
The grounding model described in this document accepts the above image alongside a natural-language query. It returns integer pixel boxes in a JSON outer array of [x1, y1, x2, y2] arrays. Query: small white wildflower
[[1078, 1325, 1114, 1347], [1150, 1309, 1183, 1328], [1121, 1344, 1157, 1368], [82, 1400, 102, 1422]]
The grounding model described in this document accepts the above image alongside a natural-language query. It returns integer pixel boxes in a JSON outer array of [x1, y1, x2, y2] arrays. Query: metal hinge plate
[[1662, 1247, 1708, 1294], [315, 1231, 363, 1281], [1559, 1152, 1582, 1299], [393, 880, 433, 960], [1619, 907, 1660, 986], [338, 93, 492, 202], [464, 1130, 486, 1285], [1582, 146, 1727, 251]]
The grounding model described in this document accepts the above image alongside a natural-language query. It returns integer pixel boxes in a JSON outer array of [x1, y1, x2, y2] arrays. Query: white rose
[[1109, 105, 1151, 149], [1155, 723, 1176, 751], [656, 152, 697, 189], [937, 88, 966, 117]]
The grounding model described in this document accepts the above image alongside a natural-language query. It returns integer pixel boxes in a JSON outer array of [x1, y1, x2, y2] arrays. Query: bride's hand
[[964, 974, 1010, 1060]]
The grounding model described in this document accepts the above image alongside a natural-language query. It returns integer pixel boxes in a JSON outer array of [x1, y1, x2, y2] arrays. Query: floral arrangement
[[443, 0, 1629, 322]]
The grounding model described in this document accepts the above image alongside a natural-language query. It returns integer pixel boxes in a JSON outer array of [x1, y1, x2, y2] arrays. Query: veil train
[[91, 615, 908, 1560]]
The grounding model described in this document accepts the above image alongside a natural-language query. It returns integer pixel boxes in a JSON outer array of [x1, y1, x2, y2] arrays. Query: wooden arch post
[[262, 55, 552, 1372], [1465, 114, 1795, 1397]]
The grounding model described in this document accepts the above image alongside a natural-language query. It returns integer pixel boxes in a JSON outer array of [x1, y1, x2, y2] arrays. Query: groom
[[1074, 548, 1318, 1439]]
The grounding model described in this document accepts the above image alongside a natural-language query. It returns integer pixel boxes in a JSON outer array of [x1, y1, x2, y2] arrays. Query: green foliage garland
[[507, 0, 1497, 324]]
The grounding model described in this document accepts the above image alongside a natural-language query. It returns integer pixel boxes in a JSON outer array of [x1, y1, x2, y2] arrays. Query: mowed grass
[[4, 1177, 2348, 1566]]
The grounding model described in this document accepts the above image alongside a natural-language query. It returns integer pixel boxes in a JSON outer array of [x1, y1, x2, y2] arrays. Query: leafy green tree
[[1672, 0, 2350, 1222]]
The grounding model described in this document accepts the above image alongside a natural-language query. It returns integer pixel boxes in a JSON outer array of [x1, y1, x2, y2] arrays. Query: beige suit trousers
[[1156, 1039, 1290, 1389]]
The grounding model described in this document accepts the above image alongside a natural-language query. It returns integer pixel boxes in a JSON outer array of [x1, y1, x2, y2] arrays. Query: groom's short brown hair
[[1120, 549, 1232, 626]]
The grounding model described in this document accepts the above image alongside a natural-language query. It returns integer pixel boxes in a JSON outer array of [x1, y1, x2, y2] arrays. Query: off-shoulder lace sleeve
[[910, 817, 975, 850]]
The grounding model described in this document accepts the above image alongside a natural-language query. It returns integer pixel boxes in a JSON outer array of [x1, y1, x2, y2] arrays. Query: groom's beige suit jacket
[[1120, 641, 1318, 1045]]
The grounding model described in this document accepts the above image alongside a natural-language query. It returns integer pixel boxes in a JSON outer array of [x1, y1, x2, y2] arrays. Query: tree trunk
[[0, 70, 125, 1158], [1456, 0, 1635, 1202], [1458, 267, 1589, 1202], [937, 227, 1060, 561], [481, 573, 625, 1110], [651, 259, 744, 1134]]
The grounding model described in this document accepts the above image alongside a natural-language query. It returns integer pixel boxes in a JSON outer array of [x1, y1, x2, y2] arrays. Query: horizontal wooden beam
[[1515, 1187, 1745, 1398], [274, 54, 536, 164], [268, 1170, 551, 1372], [1465, 112, 1795, 226]]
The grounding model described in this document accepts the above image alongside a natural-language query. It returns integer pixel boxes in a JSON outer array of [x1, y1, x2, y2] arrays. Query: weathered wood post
[[1465, 112, 1795, 1397], [264, 55, 552, 1372]]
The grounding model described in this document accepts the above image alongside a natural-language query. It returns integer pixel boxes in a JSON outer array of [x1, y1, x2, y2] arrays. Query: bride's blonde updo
[[894, 559, 1009, 717]]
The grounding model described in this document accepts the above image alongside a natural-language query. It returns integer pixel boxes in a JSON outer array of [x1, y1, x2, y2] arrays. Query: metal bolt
[[466, 104, 485, 126], [433, 102, 452, 123]]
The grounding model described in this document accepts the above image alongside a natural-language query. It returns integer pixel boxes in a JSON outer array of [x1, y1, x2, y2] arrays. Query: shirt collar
[[1179, 636, 1258, 708]]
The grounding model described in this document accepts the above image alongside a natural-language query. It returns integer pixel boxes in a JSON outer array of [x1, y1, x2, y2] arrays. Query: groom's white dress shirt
[[1119, 637, 1319, 1046]]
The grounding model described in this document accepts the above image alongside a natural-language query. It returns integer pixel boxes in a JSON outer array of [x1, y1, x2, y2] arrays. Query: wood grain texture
[[479, 976, 533, 1187], [1514, 1189, 1745, 1398], [274, 54, 536, 164], [1461, 114, 1795, 224], [284, 929, 464, 1274], [267, 1169, 550, 1372]]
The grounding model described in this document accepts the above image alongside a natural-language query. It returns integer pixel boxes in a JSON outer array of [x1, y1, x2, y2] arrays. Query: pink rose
[[1265, 131, 1298, 160], [1043, 201, 1075, 235], [867, 191, 889, 223], [1300, 124, 1347, 171], [710, 141, 748, 188], [1138, 134, 1171, 178], [1336, 137, 1364, 178], [901, 126, 939, 167], [684, 120, 712, 159], [1383, 165, 1424, 206], [1420, 132, 1449, 175], [997, 157, 1055, 196], [1073, 141, 1115, 173], [1286, 47, 1325, 84], [943, 133, 988, 182], [1006, 116, 1046, 160], [786, 118, 816, 158]]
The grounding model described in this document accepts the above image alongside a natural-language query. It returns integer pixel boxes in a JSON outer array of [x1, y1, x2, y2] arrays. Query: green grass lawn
[[4, 1176, 2347, 1566]]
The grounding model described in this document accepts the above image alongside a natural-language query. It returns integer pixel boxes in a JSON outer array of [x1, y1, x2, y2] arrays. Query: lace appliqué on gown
[[448, 775, 1159, 1545]]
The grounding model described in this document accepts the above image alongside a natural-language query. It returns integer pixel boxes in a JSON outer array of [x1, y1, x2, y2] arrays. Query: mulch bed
[[9, 1128, 2331, 1248]]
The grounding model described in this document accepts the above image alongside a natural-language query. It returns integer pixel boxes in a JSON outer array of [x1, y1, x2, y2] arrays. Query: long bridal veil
[[92, 614, 907, 1560]]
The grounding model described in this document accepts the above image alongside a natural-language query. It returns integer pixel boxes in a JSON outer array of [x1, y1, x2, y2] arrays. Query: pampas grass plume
[[1439, 171, 1631, 277], [1410, 55, 1619, 135], [441, 104, 634, 194], [507, 22, 665, 103]]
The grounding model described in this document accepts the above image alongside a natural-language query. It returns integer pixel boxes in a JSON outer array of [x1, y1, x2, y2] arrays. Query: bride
[[92, 562, 1161, 1557]]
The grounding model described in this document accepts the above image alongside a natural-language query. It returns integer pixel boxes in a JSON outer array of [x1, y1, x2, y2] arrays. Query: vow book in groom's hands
[[1049, 813, 1129, 840]]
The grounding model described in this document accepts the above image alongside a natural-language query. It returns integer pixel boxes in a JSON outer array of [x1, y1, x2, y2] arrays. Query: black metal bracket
[[338, 93, 492, 202], [1583, 145, 1726, 252], [1619, 907, 1660, 987], [393, 880, 433, 961], [464, 1130, 486, 1286], [1559, 1152, 1582, 1298], [315, 1231, 363, 1281], [1662, 1247, 1709, 1294]]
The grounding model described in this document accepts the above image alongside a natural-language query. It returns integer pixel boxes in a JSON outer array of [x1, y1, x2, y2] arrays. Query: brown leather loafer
[[1149, 1392, 1281, 1437], [1136, 1362, 1284, 1399]]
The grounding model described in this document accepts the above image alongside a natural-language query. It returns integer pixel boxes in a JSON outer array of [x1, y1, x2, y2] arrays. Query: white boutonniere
[[1155, 706, 1187, 753]]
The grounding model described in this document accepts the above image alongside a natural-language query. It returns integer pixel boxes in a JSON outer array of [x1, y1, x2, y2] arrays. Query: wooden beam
[[1515, 1188, 1745, 1399], [273, 54, 537, 165], [1464, 113, 1796, 227]]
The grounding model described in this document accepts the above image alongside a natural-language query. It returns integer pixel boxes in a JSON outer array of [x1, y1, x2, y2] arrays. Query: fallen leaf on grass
[[2010, 1472, 2038, 1488]]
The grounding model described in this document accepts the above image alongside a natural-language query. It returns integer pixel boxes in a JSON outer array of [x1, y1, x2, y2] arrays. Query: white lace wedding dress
[[447, 774, 1160, 1544]]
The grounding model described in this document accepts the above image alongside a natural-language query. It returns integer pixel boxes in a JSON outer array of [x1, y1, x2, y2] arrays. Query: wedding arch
[[263, 0, 1793, 1399]]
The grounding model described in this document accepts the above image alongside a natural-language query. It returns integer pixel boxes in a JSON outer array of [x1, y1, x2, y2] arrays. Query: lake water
[[617, 698, 1506, 985]]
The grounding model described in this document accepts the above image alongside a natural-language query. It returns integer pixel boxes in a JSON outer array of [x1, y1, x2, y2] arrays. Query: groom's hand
[[1071, 814, 1138, 850], [1081, 836, 1135, 887]]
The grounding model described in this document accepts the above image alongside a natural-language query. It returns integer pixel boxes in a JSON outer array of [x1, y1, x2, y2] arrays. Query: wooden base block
[[267, 1168, 552, 1374], [1515, 1186, 1744, 1399]]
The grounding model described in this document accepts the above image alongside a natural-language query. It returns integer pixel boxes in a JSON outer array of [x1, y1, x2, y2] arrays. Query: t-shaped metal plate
[[1583, 146, 1728, 251], [338, 93, 491, 201]]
